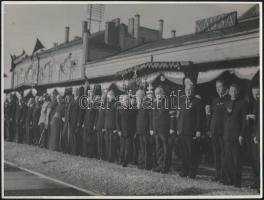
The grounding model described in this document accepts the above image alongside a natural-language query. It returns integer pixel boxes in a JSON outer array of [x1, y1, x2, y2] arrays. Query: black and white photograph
[[1, 1, 262, 198]]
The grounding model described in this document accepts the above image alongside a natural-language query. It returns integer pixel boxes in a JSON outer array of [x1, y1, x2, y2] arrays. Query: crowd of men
[[4, 76, 260, 192]]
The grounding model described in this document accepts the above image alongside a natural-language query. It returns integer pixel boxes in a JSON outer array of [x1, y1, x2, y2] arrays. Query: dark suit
[[8, 99, 17, 141], [177, 95, 203, 177], [32, 103, 41, 144], [95, 105, 106, 160], [210, 95, 229, 179], [63, 100, 79, 154], [116, 107, 137, 166], [152, 98, 171, 173], [76, 97, 85, 155], [82, 103, 97, 158], [25, 104, 35, 144], [247, 99, 260, 189], [104, 100, 118, 162], [136, 107, 152, 169], [222, 99, 247, 187], [15, 102, 27, 143]]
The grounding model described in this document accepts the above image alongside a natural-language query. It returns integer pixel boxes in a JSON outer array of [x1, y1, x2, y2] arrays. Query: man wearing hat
[[176, 76, 203, 178]]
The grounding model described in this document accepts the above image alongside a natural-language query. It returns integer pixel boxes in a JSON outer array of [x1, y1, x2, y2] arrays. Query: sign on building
[[195, 11, 237, 33]]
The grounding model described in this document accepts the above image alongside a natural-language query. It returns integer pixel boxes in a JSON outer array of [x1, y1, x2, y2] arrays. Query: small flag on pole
[[32, 38, 45, 58]]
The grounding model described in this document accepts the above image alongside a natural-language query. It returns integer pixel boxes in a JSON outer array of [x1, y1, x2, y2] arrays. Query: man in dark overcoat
[[177, 83, 203, 178], [222, 84, 247, 187], [209, 79, 230, 181]]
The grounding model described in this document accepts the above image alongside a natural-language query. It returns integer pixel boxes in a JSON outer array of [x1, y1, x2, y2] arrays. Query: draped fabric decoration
[[197, 66, 259, 84], [47, 87, 66, 96]]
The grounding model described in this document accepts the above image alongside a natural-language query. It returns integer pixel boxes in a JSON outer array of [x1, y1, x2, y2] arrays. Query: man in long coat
[[25, 97, 35, 144], [222, 84, 247, 187], [15, 94, 27, 143], [150, 86, 173, 174], [210, 79, 229, 181], [135, 89, 152, 170], [177, 83, 203, 178], [104, 90, 118, 162], [116, 95, 137, 167], [63, 92, 79, 154]]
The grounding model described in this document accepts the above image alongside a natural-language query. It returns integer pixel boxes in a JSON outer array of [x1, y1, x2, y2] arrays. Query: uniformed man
[[32, 96, 42, 144], [246, 83, 260, 191], [38, 93, 50, 147], [8, 93, 18, 142], [150, 86, 172, 174], [95, 91, 107, 160], [63, 91, 78, 154], [222, 84, 247, 187], [116, 95, 137, 167], [135, 89, 152, 170], [210, 79, 229, 182], [75, 86, 85, 156], [15, 93, 27, 143], [104, 89, 118, 162], [177, 82, 203, 178], [25, 97, 35, 145], [82, 89, 97, 158]]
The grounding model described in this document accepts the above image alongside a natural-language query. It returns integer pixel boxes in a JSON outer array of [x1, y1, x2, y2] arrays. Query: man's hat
[[183, 71, 199, 86], [93, 84, 102, 96]]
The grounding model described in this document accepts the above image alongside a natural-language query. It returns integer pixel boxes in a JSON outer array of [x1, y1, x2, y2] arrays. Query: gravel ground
[[4, 141, 259, 196]]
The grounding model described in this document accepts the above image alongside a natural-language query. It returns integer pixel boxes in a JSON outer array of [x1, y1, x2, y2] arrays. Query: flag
[[10, 54, 16, 72], [32, 38, 45, 58]]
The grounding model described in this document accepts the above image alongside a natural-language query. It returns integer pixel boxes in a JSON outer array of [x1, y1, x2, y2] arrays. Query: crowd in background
[[4, 76, 260, 192]]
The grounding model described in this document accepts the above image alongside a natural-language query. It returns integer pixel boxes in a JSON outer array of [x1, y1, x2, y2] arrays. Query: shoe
[[211, 177, 220, 182], [153, 167, 162, 173], [122, 163, 128, 167], [179, 172, 188, 177], [189, 174, 196, 179], [161, 169, 169, 174]]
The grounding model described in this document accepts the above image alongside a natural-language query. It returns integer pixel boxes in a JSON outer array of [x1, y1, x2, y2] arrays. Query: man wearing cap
[[210, 79, 229, 182], [177, 78, 203, 178]]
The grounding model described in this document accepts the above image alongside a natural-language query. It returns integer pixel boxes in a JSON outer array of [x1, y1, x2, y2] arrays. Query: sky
[[3, 2, 255, 89]]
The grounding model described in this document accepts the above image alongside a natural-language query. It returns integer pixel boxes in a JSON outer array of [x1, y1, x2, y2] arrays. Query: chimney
[[82, 30, 90, 66], [82, 21, 88, 39], [128, 18, 135, 36], [158, 19, 164, 39], [65, 26, 70, 43], [105, 21, 115, 45], [134, 14, 140, 44], [171, 30, 176, 38], [119, 24, 126, 50], [113, 18, 120, 27]]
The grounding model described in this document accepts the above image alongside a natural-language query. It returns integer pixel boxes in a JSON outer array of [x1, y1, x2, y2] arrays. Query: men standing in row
[[210, 79, 229, 182]]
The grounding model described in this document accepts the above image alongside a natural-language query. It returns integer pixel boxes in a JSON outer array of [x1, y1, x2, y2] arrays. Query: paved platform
[[4, 163, 91, 196]]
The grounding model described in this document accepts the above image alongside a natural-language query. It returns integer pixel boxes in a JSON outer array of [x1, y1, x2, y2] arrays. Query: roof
[[103, 17, 259, 61], [238, 4, 259, 20]]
